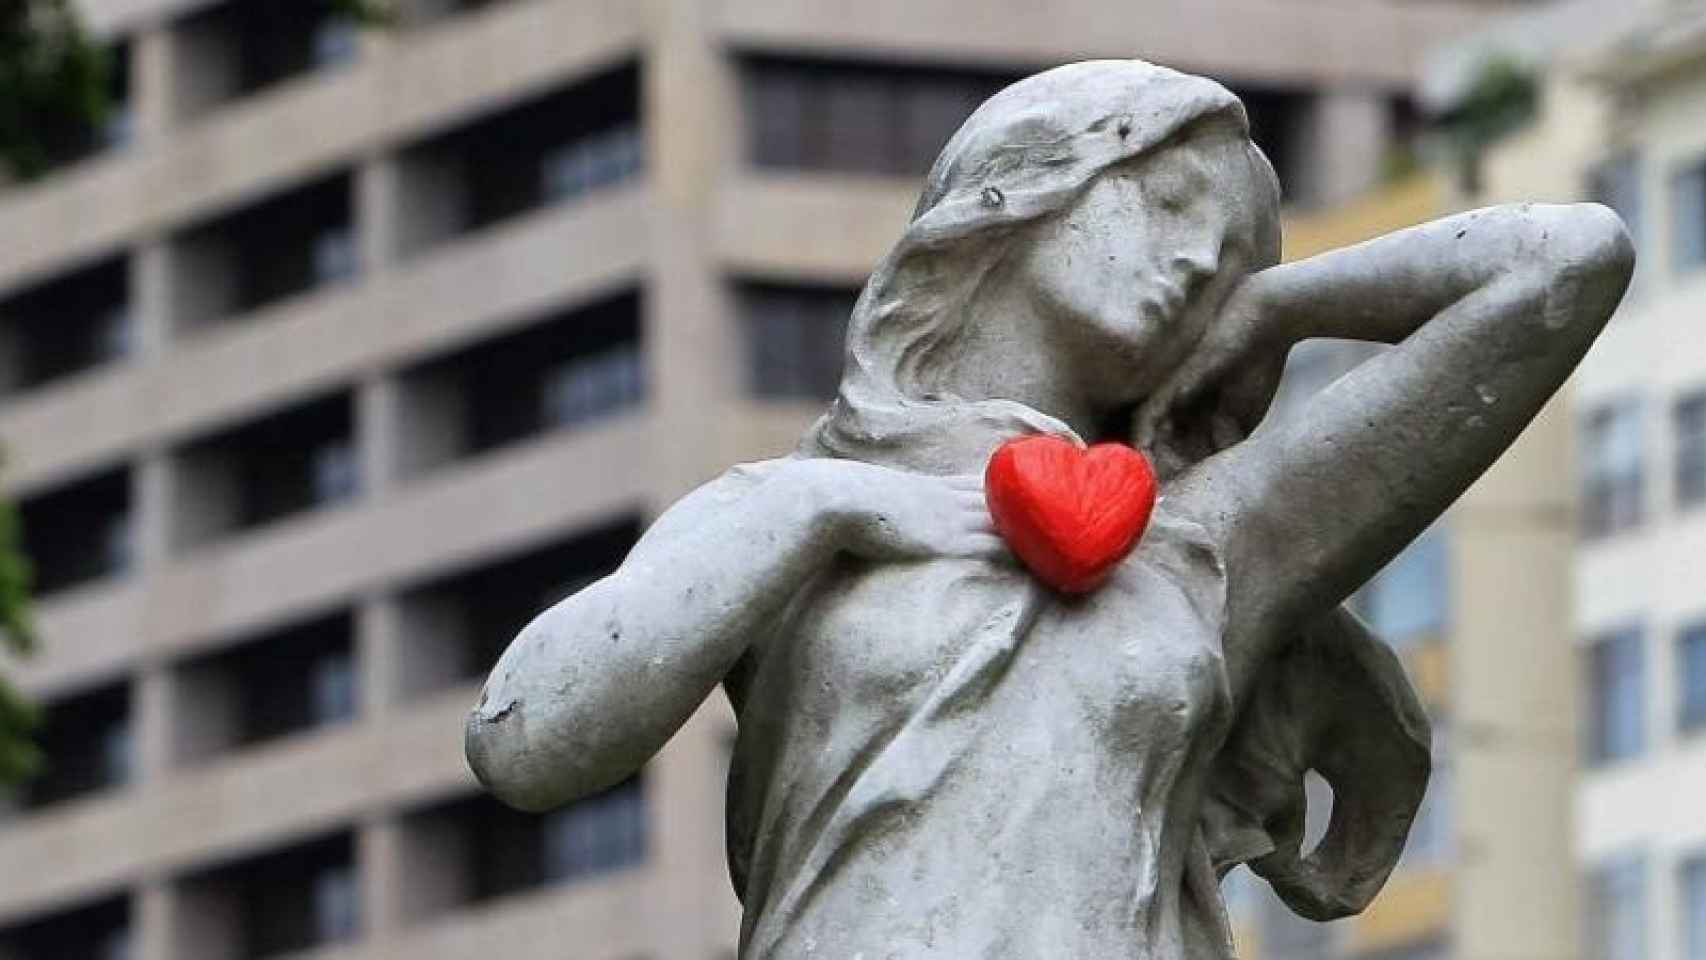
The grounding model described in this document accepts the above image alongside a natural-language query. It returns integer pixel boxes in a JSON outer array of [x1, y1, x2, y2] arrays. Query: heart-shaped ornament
[[984, 435, 1158, 594]]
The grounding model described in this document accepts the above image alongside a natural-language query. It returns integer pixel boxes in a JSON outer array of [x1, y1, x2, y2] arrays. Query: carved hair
[[799, 59, 1275, 472]]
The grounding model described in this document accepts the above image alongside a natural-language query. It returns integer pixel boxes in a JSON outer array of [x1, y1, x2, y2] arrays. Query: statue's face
[[1013, 124, 1280, 406]]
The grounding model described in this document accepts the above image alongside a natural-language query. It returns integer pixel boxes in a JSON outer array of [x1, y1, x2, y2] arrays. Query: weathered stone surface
[[467, 60, 1633, 958]]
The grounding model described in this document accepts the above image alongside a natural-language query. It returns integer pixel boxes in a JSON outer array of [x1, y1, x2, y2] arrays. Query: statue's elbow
[[1574, 202, 1637, 288], [465, 696, 563, 813], [1534, 202, 1636, 297], [465, 691, 624, 813], [1513, 203, 1636, 333]]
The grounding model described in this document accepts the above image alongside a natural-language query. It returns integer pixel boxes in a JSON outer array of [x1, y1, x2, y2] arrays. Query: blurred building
[[1236, 4, 1706, 960], [0, 1, 1548, 958], [1561, 7, 1706, 960]]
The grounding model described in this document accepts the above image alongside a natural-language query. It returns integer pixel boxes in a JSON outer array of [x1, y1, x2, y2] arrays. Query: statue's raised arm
[[1142, 201, 1634, 693], [466, 60, 1632, 959]]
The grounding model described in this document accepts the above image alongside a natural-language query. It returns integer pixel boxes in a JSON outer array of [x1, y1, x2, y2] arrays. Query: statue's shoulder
[[700, 457, 799, 508], [636, 457, 796, 553], [721, 456, 794, 488], [686, 457, 794, 507]]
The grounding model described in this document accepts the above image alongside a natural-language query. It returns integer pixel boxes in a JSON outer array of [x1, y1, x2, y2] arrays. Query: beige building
[[1564, 8, 1706, 960], [0, 1, 1544, 958], [1237, 5, 1706, 959]]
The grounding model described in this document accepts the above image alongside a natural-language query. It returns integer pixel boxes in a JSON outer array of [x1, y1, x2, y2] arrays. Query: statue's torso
[[727, 507, 1240, 959]]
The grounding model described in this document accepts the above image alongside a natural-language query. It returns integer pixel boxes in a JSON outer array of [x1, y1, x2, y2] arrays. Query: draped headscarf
[[797, 59, 1431, 921]]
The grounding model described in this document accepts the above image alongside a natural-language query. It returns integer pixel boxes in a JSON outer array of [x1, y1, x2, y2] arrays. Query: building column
[[642, 0, 744, 499], [357, 596, 404, 720], [1297, 89, 1390, 209], [135, 875, 239, 960], [359, 817, 406, 941], [354, 141, 412, 944], [132, 447, 184, 960], [134, 881, 174, 960], [638, 2, 745, 957], [355, 150, 405, 488], [131, 144, 183, 842], [1451, 394, 1580, 960], [129, 26, 173, 148], [357, 373, 402, 502]]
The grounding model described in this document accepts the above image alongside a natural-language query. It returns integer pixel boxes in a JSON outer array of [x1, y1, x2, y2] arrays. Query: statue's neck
[[928, 288, 1112, 443]]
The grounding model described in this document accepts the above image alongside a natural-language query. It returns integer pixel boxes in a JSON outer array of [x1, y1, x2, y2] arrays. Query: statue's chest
[[784, 549, 1229, 747]]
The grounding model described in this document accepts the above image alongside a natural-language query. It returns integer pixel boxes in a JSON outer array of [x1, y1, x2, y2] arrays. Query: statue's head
[[804, 60, 1282, 473]]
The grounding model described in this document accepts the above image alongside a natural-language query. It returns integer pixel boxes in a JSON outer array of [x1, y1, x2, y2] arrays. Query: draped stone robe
[[717, 443, 1428, 959]]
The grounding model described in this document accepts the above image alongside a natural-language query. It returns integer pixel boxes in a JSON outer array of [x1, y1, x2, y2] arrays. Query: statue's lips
[[984, 435, 1158, 594]]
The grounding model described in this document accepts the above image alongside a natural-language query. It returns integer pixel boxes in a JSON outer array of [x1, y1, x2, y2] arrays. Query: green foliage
[[0, 0, 395, 182], [0, 0, 112, 182], [0, 494, 37, 786], [1442, 57, 1540, 153], [1436, 56, 1540, 192], [328, 0, 395, 26], [0, 0, 65, 789]]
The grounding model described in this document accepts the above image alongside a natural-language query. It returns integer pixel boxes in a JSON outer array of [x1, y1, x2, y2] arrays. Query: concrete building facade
[[1565, 10, 1706, 960], [1407, 6, 1706, 959], [0, 1, 1541, 958]]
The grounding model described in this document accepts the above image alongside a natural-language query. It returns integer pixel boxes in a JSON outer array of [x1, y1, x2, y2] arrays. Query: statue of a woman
[[465, 61, 1633, 958]]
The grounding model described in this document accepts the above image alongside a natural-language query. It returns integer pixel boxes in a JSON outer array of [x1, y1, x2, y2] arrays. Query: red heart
[[984, 435, 1158, 594]]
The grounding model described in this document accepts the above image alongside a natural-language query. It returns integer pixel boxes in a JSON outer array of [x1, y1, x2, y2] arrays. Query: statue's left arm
[[1145, 202, 1634, 692]]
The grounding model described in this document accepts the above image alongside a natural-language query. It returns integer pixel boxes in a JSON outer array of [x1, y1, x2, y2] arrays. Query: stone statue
[[465, 60, 1633, 958]]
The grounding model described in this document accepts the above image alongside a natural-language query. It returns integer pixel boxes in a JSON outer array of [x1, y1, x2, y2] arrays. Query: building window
[[18, 466, 133, 597], [311, 226, 359, 286], [392, 517, 640, 700], [0, 894, 133, 960], [1232, 86, 1314, 206], [737, 283, 858, 400], [539, 775, 647, 879], [1585, 626, 1645, 766], [1586, 855, 1647, 960], [1674, 156, 1706, 277], [171, 1, 363, 121], [1684, 856, 1706, 960], [13, 682, 132, 810], [1679, 392, 1706, 509], [172, 611, 357, 764], [170, 172, 357, 335], [100, 41, 136, 151], [392, 63, 642, 258], [311, 860, 362, 944], [0, 255, 132, 398], [540, 124, 644, 205], [394, 776, 646, 922], [394, 292, 644, 480], [1580, 398, 1644, 539], [741, 56, 1022, 177], [178, 831, 360, 959], [1357, 522, 1449, 646], [1680, 622, 1706, 734], [172, 391, 358, 549], [310, 15, 362, 69], [1592, 153, 1644, 290], [540, 345, 644, 430]]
